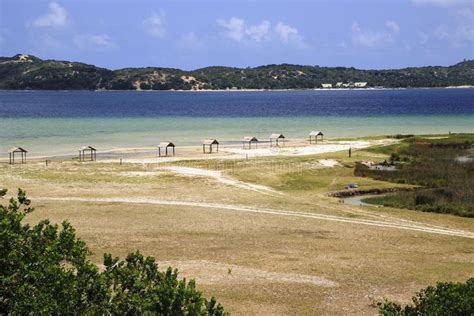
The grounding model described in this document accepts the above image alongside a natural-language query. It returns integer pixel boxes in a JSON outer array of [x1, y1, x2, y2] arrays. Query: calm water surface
[[0, 89, 473, 156]]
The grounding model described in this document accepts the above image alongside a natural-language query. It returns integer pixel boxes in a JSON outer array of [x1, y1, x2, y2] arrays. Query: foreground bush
[[0, 189, 226, 315], [378, 278, 474, 315]]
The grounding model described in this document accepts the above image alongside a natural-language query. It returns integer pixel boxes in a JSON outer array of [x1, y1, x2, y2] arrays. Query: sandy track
[[162, 166, 279, 195], [35, 196, 474, 239]]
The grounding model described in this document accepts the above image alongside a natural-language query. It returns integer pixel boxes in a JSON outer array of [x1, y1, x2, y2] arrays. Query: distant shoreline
[[1, 86, 473, 93]]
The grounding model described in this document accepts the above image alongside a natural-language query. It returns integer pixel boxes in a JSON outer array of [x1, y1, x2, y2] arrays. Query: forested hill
[[1, 54, 473, 90]]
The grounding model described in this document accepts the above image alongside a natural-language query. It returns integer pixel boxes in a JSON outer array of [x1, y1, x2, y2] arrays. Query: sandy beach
[[2, 138, 398, 164]]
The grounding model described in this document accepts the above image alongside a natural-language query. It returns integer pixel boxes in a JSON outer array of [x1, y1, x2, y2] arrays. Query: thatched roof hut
[[158, 142, 175, 157], [309, 130, 324, 143], [79, 145, 96, 161], [242, 136, 258, 149], [269, 133, 285, 147], [9, 146, 27, 164], [203, 139, 219, 153]]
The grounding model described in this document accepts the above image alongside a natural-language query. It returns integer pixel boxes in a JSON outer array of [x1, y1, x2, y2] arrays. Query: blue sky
[[0, 0, 473, 70]]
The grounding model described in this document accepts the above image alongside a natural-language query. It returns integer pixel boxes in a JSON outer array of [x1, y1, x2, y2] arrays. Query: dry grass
[[1, 145, 473, 315]]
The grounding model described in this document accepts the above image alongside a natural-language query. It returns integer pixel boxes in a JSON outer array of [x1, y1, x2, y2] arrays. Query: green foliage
[[378, 278, 474, 315], [0, 189, 226, 315], [1, 54, 473, 90], [356, 134, 474, 217]]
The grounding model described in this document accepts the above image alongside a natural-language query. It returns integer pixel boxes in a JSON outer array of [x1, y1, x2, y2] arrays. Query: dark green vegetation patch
[[378, 278, 474, 315], [358, 134, 474, 217], [1, 54, 473, 90]]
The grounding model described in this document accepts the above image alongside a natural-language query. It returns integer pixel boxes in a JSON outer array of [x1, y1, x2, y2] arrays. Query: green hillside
[[1, 54, 472, 90]]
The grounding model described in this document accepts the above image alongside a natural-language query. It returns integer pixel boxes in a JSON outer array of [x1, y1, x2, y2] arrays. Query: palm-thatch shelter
[[9, 146, 27, 164], [269, 133, 285, 147], [242, 136, 258, 149], [309, 130, 324, 143], [79, 146, 97, 161], [158, 142, 175, 157], [203, 139, 219, 153]]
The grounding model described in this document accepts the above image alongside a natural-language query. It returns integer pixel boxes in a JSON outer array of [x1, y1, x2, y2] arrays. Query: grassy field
[[1, 137, 473, 315]]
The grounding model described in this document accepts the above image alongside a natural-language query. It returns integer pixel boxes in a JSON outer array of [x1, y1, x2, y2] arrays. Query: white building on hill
[[354, 82, 368, 88]]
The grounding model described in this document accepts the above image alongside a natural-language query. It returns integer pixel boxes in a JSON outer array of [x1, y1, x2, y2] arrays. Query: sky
[[0, 0, 473, 70]]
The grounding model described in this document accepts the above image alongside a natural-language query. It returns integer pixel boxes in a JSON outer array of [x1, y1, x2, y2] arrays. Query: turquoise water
[[1, 116, 473, 157], [0, 89, 473, 157]]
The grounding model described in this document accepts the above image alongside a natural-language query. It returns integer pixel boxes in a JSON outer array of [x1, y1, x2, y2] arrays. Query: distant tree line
[[1, 54, 473, 90]]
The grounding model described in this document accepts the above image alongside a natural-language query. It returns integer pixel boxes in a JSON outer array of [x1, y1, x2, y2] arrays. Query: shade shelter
[[203, 139, 219, 153], [158, 142, 175, 157], [269, 133, 285, 147], [79, 146, 97, 161], [9, 146, 27, 164], [309, 130, 324, 143], [242, 136, 258, 149]]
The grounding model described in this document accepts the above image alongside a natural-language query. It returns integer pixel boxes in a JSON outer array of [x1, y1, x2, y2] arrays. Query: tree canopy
[[379, 278, 474, 315], [0, 189, 226, 315]]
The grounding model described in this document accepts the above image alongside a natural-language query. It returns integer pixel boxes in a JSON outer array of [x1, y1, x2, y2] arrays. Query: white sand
[[220, 140, 389, 158], [107, 139, 396, 165]]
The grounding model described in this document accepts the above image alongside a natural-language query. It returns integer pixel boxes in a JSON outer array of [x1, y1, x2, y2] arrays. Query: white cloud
[[217, 17, 272, 43], [275, 22, 297, 43], [385, 20, 400, 33], [275, 22, 307, 48], [143, 11, 166, 38], [351, 22, 394, 48], [247, 20, 271, 42], [217, 17, 307, 48], [32, 2, 68, 28], [217, 17, 246, 42], [73, 34, 114, 50], [411, 0, 471, 6]]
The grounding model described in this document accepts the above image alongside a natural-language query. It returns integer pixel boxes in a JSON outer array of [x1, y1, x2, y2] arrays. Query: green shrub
[[0, 189, 226, 315], [378, 278, 474, 315]]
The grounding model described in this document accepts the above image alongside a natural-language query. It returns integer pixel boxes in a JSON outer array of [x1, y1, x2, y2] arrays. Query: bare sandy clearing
[[34, 196, 474, 239], [220, 140, 394, 158], [159, 260, 337, 287]]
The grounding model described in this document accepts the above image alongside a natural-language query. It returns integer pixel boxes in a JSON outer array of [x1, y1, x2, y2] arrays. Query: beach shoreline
[[1, 86, 473, 93], [0, 138, 397, 163]]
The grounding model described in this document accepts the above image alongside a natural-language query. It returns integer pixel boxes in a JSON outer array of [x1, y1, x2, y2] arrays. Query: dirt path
[[35, 196, 474, 239], [162, 166, 280, 195]]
